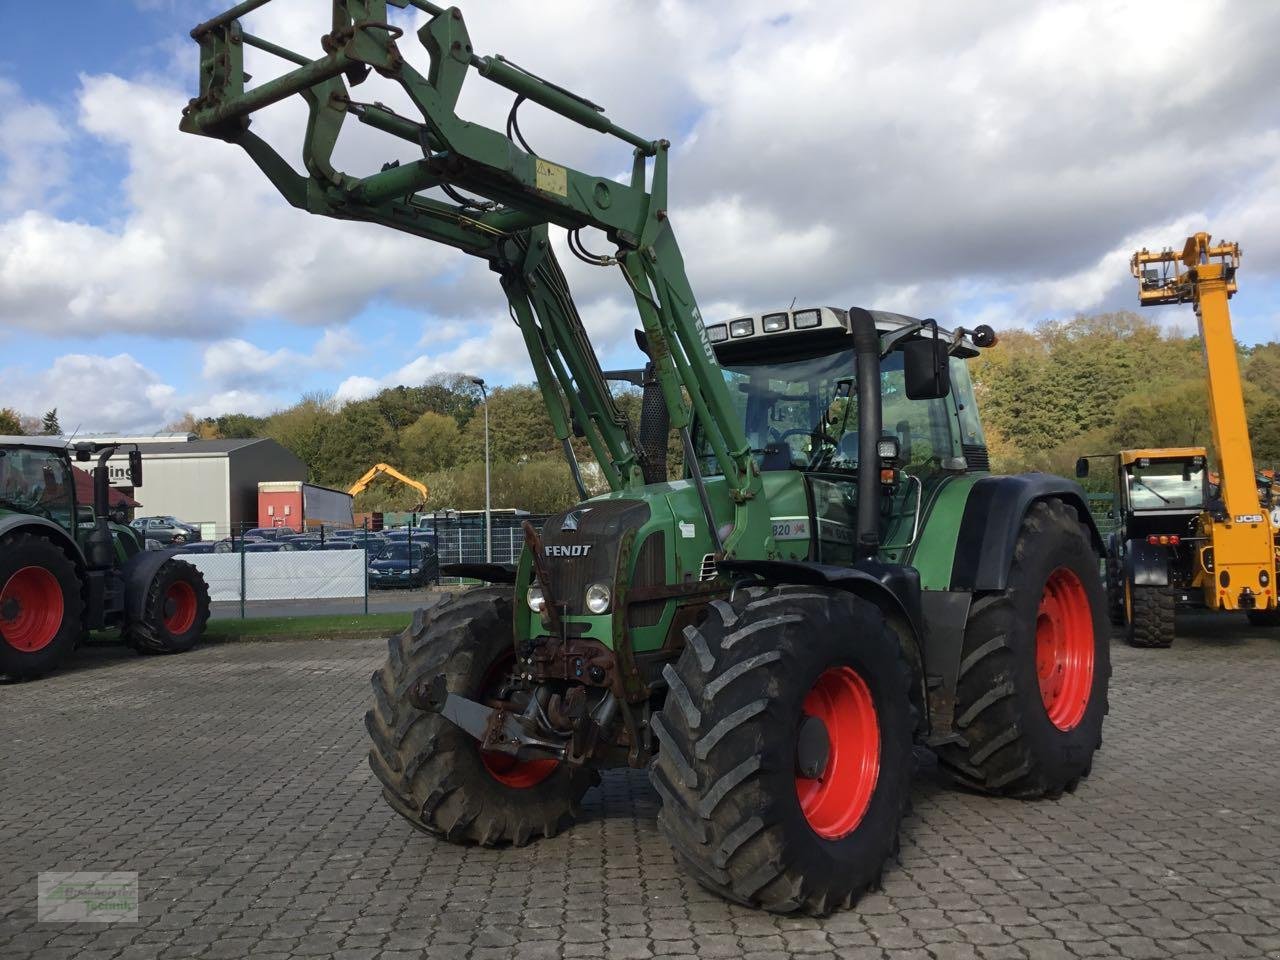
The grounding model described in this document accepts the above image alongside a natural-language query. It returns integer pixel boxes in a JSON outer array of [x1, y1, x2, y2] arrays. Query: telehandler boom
[[182, 0, 1110, 915]]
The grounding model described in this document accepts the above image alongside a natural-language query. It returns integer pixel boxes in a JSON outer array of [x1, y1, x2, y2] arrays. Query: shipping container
[[258, 481, 353, 530]]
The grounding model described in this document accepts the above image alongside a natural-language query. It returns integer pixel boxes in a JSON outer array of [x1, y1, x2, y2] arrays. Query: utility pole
[[470, 377, 491, 563]]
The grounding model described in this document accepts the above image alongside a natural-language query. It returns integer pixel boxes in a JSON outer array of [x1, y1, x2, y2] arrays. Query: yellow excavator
[[1078, 233, 1278, 646], [348, 464, 430, 511]]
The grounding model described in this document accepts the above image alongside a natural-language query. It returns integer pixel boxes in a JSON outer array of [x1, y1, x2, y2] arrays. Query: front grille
[[700, 553, 718, 581], [539, 500, 651, 615], [627, 530, 668, 628], [962, 444, 990, 471]]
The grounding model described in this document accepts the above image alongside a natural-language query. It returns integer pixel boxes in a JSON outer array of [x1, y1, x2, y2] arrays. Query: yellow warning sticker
[[535, 159, 568, 197]]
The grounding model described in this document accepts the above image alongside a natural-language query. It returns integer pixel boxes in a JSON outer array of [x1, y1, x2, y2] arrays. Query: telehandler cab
[[182, 0, 1110, 914], [0, 437, 211, 679]]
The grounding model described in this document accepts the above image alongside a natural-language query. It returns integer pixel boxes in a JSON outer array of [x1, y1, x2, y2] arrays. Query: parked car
[[132, 515, 202, 545], [243, 526, 296, 541], [243, 541, 297, 552], [368, 542, 440, 588], [175, 542, 217, 554]]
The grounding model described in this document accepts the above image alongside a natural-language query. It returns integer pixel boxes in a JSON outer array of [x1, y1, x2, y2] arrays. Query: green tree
[[213, 413, 267, 438], [40, 408, 60, 435], [0, 408, 22, 435], [264, 393, 338, 480], [400, 411, 461, 474], [315, 399, 399, 485]]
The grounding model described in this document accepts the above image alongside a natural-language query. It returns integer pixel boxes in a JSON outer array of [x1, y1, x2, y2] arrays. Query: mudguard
[[121, 549, 182, 624], [1124, 538, 1170, 587], [949, 473, 1104, 592], [0, 514, 85, 567], [717, 557, 929, 729]]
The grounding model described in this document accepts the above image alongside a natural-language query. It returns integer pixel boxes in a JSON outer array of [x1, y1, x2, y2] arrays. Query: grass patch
[[205, 612, 411, 640], [90, 611, 412, 645]]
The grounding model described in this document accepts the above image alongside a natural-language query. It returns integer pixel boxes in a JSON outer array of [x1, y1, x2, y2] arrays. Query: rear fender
[[1124, 538, 1170, 587], [716, 558, 929, 731], [0, 514, 85, 569], [949, 474, 1104, 592], [121, 549, 181, 624]]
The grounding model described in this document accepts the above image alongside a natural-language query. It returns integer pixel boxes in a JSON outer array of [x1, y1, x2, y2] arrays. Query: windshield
[[0, 446, 75, 529], [382, 544, 424, 561], [694, 347, 958, 477], [1127, 459, 1205, 510]]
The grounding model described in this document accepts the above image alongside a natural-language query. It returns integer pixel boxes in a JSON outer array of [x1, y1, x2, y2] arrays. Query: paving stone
[[1, 624, 1277, 959]]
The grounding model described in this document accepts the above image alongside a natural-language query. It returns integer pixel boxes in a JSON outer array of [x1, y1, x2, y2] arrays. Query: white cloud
[[199, 326, 360, 391], [5, 0, 1280, 430], [1, 353, 183, 434], [0, 79, 69, 215]]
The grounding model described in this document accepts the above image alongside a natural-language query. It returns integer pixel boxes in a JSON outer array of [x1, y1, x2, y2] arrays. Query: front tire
[[939, 499, 1110, 797], [0, 534, 83, 680], [125, 559, 210, 654], [366, 587, 592, 845], [650, 586, 915, 915]]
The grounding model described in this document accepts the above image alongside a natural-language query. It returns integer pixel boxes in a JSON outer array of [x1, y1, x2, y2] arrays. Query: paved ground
[[2, 613, 1278, 959]]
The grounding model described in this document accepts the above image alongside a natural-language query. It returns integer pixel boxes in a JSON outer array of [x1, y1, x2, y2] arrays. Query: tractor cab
[[697, 306, 993, 565], [0, 438, 79, 534]]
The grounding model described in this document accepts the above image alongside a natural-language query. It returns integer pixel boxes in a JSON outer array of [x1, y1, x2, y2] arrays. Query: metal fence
[[146, 514, 552, 617]]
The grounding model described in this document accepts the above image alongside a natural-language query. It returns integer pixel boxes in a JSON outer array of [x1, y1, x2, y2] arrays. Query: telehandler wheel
[[0, 534, 84, 680], [650, 585, 914, 916], [1245, 608, 1280, 628], [939, 499, 1109, 799], [125, 559, 211, 654], [366, 587, 592, 846], [1124, 583, 1175, 649]]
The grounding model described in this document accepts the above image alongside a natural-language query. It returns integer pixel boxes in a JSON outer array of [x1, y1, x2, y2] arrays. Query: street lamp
[[470, 376, 491, 563]]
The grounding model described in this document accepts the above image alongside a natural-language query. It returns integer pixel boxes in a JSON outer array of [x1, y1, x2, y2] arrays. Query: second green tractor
[[182, 0, 1111, 914]]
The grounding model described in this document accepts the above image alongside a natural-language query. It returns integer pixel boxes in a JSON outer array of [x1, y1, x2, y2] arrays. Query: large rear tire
[[366, 587, 593, 846], [939, 499, 1109, 798], [0, 534, 83, 680], [650, 585, 915, 915], [124, 559, 211, 654], [1125, 583, 1175, 648]]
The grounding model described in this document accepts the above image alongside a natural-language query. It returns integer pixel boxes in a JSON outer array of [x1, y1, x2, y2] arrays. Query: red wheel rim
[[1036, 566, 1095, 731], [0, 566, 64, 653], [163, 580, 198, 634], [478, 653, 558, 789], [795, 666, 880, 839]]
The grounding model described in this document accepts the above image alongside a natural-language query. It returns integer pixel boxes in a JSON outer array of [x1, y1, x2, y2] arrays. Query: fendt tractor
[[183, 1, 1110, 913], [1079, 235, 1279, 647], [0, 437, 211, 679]]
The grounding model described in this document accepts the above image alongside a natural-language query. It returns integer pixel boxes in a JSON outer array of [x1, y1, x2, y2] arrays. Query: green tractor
[[182, 1, 1109, 914], [0, 437, 211, 679]]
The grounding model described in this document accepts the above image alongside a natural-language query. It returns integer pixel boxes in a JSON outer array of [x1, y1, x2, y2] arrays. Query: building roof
[[103, 438, 270, 457]]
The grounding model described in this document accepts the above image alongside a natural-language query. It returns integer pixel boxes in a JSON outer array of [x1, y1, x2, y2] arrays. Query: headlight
[[527, 583, 546, 613], [585, 582, 611, 614]]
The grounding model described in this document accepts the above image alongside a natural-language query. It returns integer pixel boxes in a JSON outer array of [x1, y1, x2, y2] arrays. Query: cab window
[[0, 446, 76, 531]]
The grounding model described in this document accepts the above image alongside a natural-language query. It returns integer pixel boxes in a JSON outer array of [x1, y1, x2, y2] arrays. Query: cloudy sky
[[2, 0, 1279, 433]]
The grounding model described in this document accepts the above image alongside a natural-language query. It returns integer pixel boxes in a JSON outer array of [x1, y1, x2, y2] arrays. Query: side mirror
[[1075, 457, 1090, 479], [903, 339, 951, 400], [128, 449, 143, 487]]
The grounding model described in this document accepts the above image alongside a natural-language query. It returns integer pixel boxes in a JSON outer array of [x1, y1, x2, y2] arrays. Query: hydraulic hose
[[849, 308, 882, 560]]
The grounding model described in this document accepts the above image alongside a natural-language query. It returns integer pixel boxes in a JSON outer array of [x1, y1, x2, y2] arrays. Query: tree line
[[5, 311, 1278, 511]]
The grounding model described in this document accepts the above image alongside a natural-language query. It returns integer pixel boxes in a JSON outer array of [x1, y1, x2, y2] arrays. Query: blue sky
[[1, 0, 1278, 432]]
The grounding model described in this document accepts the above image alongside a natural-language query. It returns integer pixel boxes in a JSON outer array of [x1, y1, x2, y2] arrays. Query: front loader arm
[[181, 0, 774, 557]]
